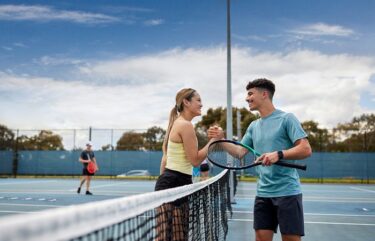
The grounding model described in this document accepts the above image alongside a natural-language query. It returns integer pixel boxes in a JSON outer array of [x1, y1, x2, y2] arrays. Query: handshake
[[207, 125, 225, 140]]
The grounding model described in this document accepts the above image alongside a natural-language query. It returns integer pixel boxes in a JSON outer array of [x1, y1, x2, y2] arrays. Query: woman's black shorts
[[154, 168, 192, 206]]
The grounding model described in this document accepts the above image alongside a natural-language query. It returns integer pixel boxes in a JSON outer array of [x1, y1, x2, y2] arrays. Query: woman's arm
[[180, 122, 218, 167], [159, 154, 167, 174]]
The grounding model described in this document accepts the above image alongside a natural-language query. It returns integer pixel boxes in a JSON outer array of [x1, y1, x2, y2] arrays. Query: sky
[[1, 0, 375, 134]]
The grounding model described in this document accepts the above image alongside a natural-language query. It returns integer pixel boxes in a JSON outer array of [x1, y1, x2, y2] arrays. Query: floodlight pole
[[226, 0, 236, 204], [89, 126, 92, 141]]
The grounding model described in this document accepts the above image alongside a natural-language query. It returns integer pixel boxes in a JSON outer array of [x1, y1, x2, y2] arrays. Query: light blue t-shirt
[[241, 109, 307, 197]]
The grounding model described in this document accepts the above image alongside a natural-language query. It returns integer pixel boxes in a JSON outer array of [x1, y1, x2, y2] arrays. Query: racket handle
[[275, 161, 307, 171]]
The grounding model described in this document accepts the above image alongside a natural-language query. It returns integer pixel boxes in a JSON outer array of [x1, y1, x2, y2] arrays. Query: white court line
[[1, 189, 85, 193], [236, 188, 256, 191], [0, 203, 62, 207], [234, 197, 375, 203], [350, 187, 375, 193], [232, 210, 375, 217], [67, 182, 129, 191], [0, 210, 39, 214], [0, 190, 142, 196], [67, 182, 155, 191], [0, 180, 58, 185], [238, 185, 375, 193], [228, 219, 375, 226], [236, 195, 375, 201]]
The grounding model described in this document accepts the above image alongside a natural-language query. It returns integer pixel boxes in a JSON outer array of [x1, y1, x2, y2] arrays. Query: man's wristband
[[277, 150, 284, 160]]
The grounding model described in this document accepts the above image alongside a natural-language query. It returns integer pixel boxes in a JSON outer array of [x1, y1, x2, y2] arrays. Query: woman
[[154, 88, 222, 240]]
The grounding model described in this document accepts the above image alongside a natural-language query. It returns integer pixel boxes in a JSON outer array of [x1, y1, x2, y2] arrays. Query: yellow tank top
[[165, 140, 192, 175]]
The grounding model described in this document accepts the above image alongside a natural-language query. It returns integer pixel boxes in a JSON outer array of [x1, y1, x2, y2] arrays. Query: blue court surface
[[0, 178, 374, 241]]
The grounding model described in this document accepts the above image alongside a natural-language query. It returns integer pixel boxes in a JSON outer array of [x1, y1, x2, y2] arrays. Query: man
[[77, 141, 98, 195], [242, 78, 312, 241]]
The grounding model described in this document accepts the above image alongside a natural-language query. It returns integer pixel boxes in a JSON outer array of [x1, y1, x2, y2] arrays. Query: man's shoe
[[86, 191, 93, 195], [77, 187, 81, 194]]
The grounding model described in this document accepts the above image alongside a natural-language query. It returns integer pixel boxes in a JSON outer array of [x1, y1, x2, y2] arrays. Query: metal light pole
[[236, 109, 242, 141], [226, 0, 232, 141], [89, 126, 92, 141], [226, 0, 235, 204]]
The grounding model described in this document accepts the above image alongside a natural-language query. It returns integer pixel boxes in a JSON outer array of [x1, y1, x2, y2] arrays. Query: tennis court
[[0, 176, 374, 240], [231, 182, 375, 241]]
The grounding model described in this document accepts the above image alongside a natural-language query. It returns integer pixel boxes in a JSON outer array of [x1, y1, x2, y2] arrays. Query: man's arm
[[256, 138, 312, 166], [79, 152, 90, 163], [283, 138, 312, 160]]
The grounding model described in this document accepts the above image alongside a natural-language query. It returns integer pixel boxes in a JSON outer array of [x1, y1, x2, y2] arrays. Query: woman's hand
[[207, 125, 224, 140]]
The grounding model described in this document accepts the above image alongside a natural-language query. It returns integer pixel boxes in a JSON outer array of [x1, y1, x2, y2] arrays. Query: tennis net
[[0, 170, 232, 241]]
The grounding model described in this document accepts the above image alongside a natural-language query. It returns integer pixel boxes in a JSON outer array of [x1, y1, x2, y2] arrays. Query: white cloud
[[13, 42, 27, 48], [1, 47, 374, 132], [291, 22, 354, 37], [2, 46, 12, 51], [0, 5, 119, 24], [233, 34, 267, 42], [0, 72, 171, 130], [144, 19, 164, 26], [35, 56, 85, 66]]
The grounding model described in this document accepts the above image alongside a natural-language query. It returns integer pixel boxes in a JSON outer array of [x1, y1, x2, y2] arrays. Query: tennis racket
[[87, 161, 97, 174], [207, 139, 307, 170]]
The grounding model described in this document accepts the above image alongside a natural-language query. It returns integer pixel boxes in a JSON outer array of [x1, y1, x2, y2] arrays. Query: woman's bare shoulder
[[173, 119, 193, 128]]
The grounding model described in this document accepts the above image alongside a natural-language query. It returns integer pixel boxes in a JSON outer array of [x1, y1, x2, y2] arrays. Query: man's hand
[[255, 151, 279, 166], [207, 125, 224, 140]]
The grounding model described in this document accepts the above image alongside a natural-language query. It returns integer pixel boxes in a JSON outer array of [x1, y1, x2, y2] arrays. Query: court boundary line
[[0, 203, 62, 207], [229, 219, 375, 226], [0, 180, 58, 185], [232, 210, 375, 217], [350, 187, 375, 193], [0, 210, 40, 214], [234, 197, 375, 203]]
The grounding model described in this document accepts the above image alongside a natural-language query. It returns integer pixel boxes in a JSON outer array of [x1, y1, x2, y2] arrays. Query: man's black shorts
[[253, 193, 304, 236], [82, 165, 94, 176]]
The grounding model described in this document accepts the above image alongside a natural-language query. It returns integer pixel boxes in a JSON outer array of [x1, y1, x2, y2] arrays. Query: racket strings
[[208, 142, 256, 168]]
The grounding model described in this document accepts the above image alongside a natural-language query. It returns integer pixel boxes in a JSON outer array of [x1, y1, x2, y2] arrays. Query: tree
[[16, 130, 64, 150], [195, 127, 208, 149], [301, 121, 330, 152], [0, 124, 15, 150], [35, 130, 64, 150], [196, 107, 258, 140], [236, 107, 259, 139], [143, 126, 166, 151], [116, 131, 144, 150], [332, 114, 375, 152], [101, 144, 113, 151]]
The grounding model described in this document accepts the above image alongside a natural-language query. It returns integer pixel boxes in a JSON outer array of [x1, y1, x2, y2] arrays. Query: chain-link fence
[[6, 128, 152, 151], [0, 128, 374, 181]]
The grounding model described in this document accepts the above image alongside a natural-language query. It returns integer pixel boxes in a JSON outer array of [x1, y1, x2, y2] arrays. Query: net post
[[229, 170, 236, 204]]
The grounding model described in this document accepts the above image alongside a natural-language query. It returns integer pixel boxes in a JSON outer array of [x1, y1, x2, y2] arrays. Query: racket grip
[[275, 161, 307, 171]]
